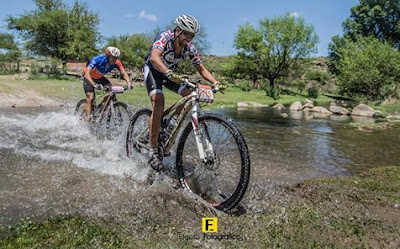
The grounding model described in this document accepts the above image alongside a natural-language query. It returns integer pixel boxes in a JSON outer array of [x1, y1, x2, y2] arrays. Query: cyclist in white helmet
[[83, 46, 132, 119], [143, 14, 226, 171]]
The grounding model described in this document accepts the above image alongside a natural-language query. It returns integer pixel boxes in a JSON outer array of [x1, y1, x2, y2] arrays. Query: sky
[[1, 0, 359, 57]]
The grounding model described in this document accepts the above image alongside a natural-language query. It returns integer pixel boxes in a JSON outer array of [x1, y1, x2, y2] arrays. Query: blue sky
[[1, 0, 359, 56]]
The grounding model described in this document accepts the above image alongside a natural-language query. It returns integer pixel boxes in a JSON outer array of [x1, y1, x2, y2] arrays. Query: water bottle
[[165, 115, 178, 136]]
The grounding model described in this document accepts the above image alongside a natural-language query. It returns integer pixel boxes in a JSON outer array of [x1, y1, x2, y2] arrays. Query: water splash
[[0, 107, 149, 181]]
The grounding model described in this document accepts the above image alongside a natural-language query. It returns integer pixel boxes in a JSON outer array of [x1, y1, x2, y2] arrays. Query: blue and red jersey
[[145, 30, 202, 71], [84, 55, 125, 79]]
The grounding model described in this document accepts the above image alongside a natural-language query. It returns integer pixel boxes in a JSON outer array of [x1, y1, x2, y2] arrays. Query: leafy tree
[[232, 13, 319, 89], [64, 1, 101, 61], [343, 0, 400, 49], [7, 0, 100, 65], [106, 34, 152, 69], [335, 36, 400, 100], [0, 33, 22, 72]]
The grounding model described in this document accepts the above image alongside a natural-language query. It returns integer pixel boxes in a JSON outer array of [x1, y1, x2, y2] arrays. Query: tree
[[343, 0, 400, 49], [106, 34, 152, 69], [335, 36, 400, 101], [64, 1, 101, 61], [0, 33, 22, 72], [7, 0, 100, 65], [232, 13, 319, 88]]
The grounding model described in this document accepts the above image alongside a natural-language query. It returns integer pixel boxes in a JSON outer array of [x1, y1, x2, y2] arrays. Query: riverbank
[[1, 166, 398, 248], [1, 77, 400, 116]]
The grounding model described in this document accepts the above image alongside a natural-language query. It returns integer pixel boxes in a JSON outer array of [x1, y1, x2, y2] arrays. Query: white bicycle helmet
[[175, 14, 200, 34], [105, 46, 121, 58]]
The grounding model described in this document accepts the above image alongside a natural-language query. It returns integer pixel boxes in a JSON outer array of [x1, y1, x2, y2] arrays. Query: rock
[[386, 115, 400, 122], [237, 101, 268, 108], [273, 103, 285, 109], [303, 99, 314, 109], [373, 110, 384, 118], [329, 105, 349, 115], [351, 104, 375, 117], [281, 113, 288, 118], [310, 106, 333, 114], [289, 101, 303, 111]]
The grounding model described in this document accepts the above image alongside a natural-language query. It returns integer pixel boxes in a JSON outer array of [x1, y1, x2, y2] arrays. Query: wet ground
[[1, 106, 399, 227]]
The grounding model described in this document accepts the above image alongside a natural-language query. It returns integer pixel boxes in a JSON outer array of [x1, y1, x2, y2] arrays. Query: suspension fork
[[191, 103, 214, 162]]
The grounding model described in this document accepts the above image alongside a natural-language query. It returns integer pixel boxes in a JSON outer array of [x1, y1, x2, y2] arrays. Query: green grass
[[0, 217, 125, 249]]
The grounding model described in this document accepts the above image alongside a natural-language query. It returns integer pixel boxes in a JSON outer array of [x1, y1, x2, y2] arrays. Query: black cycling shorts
[[83, 77, 111, 93], [144, 65, 187, 97]]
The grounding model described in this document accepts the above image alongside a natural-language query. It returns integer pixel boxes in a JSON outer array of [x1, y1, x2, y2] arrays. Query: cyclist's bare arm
[[119, 67, 132, 88], [84, 67, 96, 86], [195, 64, 218, 84], [149, 49, 169, 75]]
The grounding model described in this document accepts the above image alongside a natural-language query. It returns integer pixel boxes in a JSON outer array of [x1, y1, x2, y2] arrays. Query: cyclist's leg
[[164, 81, 191, 114], [83, 79, 95, 120], [145, 66, 165, 170]]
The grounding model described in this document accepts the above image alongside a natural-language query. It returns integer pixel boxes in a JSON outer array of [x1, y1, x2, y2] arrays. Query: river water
[[1, 106, 399, 224]]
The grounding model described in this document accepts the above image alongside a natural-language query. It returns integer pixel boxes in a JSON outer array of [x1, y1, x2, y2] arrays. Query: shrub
[[265, 86, 280, 100], [307, 86, 319, 99], [305, 71, 329, 85], [236, 81, 253, 91]]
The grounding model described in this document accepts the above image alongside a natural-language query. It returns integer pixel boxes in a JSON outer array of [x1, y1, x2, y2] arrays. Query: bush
[[297, 80, 306, 93], [235, 81, 253, 91], [265, 86, 280, 100], [305, 71, 329, 85], [307, 86, 319, 99], [333, 36, 400, 101]]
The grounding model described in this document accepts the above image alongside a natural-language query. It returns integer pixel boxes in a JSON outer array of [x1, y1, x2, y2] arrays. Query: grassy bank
[[1, 166, 399, 248], [1, 78, 400, 115], [0, 78, 334, 109]]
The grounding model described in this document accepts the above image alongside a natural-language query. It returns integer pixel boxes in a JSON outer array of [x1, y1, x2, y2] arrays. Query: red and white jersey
[[145, 30, 202, 71]]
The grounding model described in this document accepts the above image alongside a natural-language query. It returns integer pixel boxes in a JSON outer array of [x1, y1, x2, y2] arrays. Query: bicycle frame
[[94, 92, 115, 123], [159, 80, 216, 163]]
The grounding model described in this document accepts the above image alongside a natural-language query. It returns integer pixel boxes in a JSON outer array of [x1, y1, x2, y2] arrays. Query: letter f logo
[[202, 217, 218, 233]]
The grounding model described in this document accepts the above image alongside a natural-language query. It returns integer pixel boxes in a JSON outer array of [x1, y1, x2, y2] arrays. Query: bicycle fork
[[191, 104, 215, 163]]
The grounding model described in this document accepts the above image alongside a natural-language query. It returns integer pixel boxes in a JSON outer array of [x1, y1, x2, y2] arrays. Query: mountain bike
[[126, 79, 250, 211], [74, 85, 132, 134]]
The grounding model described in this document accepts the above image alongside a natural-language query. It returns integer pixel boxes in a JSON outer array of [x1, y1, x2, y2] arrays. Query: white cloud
[[138, 10, 158, 22], [124, 10, 158, 22], [289, 12, 301, 18]]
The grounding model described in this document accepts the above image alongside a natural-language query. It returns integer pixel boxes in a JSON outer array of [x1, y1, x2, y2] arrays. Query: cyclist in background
[[144, 14, 226, 171], [83, 46, 133, 119]]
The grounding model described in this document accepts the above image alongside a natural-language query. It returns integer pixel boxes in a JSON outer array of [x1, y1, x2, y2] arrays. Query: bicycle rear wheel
[[176, 113, 250, 211], [126, 108, 152, 157]]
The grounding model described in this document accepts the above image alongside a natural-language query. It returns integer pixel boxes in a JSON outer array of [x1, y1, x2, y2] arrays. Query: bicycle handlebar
[[182, 79, 223, 94], [102, 85, 130, 93]]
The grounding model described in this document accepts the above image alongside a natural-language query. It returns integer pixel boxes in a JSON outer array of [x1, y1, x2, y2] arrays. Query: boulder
[[310, 106, 333, 114], [329, 105, 350, 115], [273, 103, 285, 109], [289, 101, 303, 111], [303, 99, 314, 109], [386, 115, 400, 122], [351, 104, 375, 117]]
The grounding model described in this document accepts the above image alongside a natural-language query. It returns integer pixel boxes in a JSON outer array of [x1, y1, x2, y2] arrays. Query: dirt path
[[0, 74, 63, 107]]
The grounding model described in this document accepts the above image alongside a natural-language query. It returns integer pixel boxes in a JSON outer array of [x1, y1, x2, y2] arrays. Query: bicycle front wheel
[[176, 113, 250, 211], [74, 99, 88, 119], [126, 108, 152, 157]]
